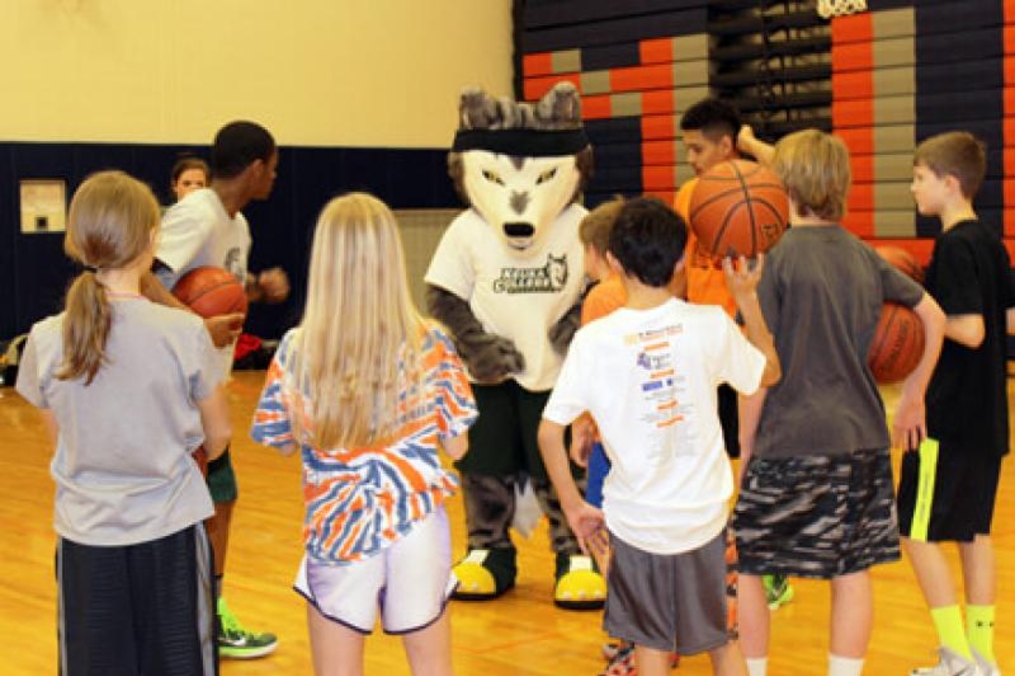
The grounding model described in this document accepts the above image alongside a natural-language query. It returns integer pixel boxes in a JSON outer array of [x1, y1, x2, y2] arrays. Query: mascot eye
[[482, 169, 505, 186], [536, 168, 558, 185]]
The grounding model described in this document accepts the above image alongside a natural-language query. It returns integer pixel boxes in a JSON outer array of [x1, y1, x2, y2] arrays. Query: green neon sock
[[966, 604, 996, 663], [931, 605, 972, 659]]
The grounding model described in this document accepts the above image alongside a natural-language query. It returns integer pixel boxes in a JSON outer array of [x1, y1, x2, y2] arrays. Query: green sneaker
[[762, 574, 794, 610], [217, 597, 278, 659]]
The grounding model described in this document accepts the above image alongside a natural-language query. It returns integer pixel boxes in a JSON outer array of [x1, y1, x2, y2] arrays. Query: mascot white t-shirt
[[425, 203, 586, 392]]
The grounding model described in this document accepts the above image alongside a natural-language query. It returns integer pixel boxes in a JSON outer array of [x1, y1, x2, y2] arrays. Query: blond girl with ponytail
[[16, 170, 231, 676]]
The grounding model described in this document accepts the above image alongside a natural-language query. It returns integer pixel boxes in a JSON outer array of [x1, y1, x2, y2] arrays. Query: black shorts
[[455, 381, 551, 480], [733, 449, 900, 578], [56, 525, 216, 675], [206, 448, 238, 504], [897, 440, 1002, 542]]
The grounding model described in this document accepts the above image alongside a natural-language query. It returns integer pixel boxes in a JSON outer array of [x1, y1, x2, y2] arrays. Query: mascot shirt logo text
[[493, 253, 569, 294]]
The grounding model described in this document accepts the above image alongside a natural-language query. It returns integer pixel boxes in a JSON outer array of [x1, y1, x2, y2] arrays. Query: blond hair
[[57, 171, 160, 385], [578, 197, 625, 255], [914, 131, 986, 200], [771, 129, 851, 222], [294, 192, 425, 450]]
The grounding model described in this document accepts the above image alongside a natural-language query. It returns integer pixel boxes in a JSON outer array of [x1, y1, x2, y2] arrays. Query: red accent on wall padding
[[640, 38, 674, 65], [832, 12, 873, 46], [641, 114, 676, 140], [832, 99, 875, 129], [848, 183, 875, 212], [832, 70, 875, 101], [609, 63, 674, 92], [1006, 148, 1015, 175], [831, 41, 874, 73], [642, 89, 676, 115], [851, 154, 875, 183], [523, 53, 555, 77], [582, 94, 613, 120], [642, 165, 675, 191], [523, 74, 582, 101], [837, 128, 875, 155], [842, 211, 875, 239], [1005, 209, 1015, 237], [642, 140, 676, 165]]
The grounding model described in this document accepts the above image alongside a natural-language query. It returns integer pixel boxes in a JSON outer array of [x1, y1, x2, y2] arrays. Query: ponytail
[[56, 271, 113, 385]]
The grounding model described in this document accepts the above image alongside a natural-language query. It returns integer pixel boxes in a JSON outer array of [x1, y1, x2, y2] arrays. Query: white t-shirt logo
[[492, 253, 570, 294]]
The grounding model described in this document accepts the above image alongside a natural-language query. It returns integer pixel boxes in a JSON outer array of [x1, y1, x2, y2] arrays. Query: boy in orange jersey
[[676, 99, 793, 611]]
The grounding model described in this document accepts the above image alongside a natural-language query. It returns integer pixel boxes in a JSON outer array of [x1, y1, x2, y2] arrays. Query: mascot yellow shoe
[[554, 553, 606, 610], [452, 548, 517, 600]]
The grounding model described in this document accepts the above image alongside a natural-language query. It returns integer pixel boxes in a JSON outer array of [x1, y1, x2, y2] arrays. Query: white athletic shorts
[[294, 506, 457, 634]]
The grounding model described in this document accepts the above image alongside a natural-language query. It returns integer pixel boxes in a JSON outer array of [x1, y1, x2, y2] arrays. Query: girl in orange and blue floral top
[[251, 192, 476, 675]]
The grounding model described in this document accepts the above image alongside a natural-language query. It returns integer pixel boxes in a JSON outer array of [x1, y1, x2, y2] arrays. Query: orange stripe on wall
[[860, 238, 933, 265], [851, 154, 874, 183], [831, 41, 875, 73], [841, 211, 873, 238], [523, 53, 554, 78], [1006, 148, 1015, 174], [642, 114, 677, 140], [610, 64, 674, 93], [642, 140, 676, 165], [832, 99, 875, 129], [640, 38, 673, 64], [837, 128, 875, 154], [832, 12, 873, 45], [645, 189, 676, 204], [523, 74, 581, 102], [642, 89, 676, 115], [582, 94, 613, 120], [848, 183, 874, 212], [1005, 209, 1015, 237], [832, 70, 874, 101], [643, 165, 676, 191]]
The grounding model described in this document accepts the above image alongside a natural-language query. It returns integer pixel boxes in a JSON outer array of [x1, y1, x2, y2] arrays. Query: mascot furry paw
[[424, 82, 605, 610]]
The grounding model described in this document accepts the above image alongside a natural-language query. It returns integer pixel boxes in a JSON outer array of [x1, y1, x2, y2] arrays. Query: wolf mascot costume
[[425, 82, 606, 609]]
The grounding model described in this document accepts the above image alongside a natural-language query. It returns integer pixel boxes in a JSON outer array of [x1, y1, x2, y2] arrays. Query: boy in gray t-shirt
[[732, 130, 946, 676]]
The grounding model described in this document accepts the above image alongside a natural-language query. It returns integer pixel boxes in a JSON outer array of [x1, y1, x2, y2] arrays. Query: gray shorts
[[604, 530, 729, 655], [733, 449, 900, 578]]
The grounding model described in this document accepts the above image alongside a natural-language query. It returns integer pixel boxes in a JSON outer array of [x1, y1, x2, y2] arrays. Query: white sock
[[746, 657, 768, 676], [828, 653, 864, 676]]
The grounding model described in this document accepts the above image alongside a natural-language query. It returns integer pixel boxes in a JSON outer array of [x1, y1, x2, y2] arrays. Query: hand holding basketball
[[722, 253, 765, 300], [172, 267, 248, 347]]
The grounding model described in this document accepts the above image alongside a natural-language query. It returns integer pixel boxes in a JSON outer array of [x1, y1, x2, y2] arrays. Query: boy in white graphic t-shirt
[[538, 197, 781, 676]]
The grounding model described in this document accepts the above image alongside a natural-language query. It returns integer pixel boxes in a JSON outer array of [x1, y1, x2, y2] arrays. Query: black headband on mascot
[[452, 129, 590, 157]]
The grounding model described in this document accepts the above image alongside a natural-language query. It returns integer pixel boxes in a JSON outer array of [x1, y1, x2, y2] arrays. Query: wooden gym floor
[[1, 371, 1012, 675]]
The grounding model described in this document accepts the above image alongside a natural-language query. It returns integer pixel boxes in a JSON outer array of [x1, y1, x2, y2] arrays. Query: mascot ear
[[535, 82, 582, 129], [460, 87, 500, 130]]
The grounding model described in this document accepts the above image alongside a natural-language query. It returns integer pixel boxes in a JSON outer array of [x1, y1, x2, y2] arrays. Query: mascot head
[[449, 82, 593, 251]]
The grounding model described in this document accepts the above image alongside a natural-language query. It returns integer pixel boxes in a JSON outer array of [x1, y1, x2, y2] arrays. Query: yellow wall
[[0, 0, 512, 147]]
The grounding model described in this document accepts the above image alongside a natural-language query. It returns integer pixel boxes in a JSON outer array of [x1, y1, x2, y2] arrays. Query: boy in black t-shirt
[[900, 131, 1014, 676]]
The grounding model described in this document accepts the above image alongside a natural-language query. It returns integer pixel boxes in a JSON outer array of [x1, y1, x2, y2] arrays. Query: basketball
[[868, 302, 925, 384], [172, 266, 248, 318], [876, 245, 924, 284], [688, 159, 790, 262]]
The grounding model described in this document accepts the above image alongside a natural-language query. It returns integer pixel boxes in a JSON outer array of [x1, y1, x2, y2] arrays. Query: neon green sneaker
[[217, 597, 278, 659], [762, 574, 794, 610]]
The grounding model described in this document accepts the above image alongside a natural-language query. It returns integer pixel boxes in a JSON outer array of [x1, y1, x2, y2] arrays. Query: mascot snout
[[504, 222, 535, 245]]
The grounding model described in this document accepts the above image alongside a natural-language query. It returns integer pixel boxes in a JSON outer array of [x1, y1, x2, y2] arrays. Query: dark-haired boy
[[539, 197, 780, 676], [142, 120, 289, 659], [900, 131, 1013, 676]]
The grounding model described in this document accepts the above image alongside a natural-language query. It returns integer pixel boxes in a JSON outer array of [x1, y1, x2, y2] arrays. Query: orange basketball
[[876, 245, 925, 285], [172, 266, 248, 318], [688, 159, 790, 261], [868, 302, 925, 384]]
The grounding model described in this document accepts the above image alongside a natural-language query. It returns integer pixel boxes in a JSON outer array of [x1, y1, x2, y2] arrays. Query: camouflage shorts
[[733, 449, 900, 579]]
